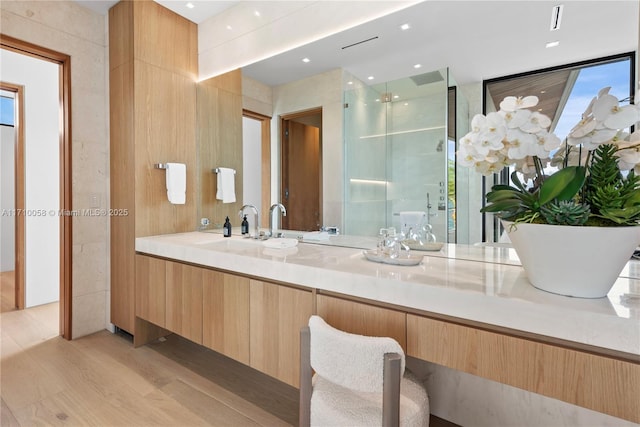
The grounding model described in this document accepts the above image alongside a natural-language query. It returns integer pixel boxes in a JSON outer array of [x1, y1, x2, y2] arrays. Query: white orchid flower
[[499, 95, 539, 112], [603, 104, 639, 129], [569, 117, 598, 138], [520, 111, 552, 134], [505, 128, 536, 159], [616, 147, 640, 171], [500, 109, 530, 129]]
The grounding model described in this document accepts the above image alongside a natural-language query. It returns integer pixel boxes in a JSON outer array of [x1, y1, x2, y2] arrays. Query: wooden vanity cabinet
[[250, 280, 313, 387], [406, 314, 640, 424], [166, 261, 203, 344], [316, 294, 406, 350], [135, 254, 312, 387], [135, 255, 166, 328], [202, 271, 250, 364]]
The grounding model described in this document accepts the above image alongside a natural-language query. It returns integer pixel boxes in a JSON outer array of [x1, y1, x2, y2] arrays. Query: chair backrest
[[307, 315, 405, 393]]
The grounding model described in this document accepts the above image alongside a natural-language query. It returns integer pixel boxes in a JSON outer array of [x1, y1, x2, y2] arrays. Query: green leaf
[[480, 199, 522, 213], [510, 171, 528, 192], [623, 190, 640, 208], [599, 205, 640, 224], [538, 166, 586, 205], [486, 189, 522, 202]]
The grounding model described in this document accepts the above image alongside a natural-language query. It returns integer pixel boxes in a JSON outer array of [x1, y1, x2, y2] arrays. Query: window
[[1, 95, 15, 127], [482, 53, 635, 241]]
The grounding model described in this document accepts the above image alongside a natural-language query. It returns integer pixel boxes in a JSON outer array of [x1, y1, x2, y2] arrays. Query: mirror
[[198, 1, 637, 246]]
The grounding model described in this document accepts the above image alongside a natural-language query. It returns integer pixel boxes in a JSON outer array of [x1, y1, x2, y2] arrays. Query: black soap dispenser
[[223, 216, 232, 237], [241, 215, 249, 235]]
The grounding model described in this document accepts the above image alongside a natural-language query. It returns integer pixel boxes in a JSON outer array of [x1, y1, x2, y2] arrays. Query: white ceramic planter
[[503, 221, 640, 298]]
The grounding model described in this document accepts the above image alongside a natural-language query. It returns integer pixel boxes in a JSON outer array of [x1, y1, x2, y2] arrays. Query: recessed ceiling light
[[368, 76, 374, 80], [393, 95, 399, 99], [302, 57, 310, 63], [404, 103, 409, 106], [540, 90, 546, 94], [186, 2, 194, 8], [375, 98, 380, 102], [254, 10, 261, 17], [400, 23, 410, 31], [546, 40, 560, 48], [226, 25, 233, 30], [347, 81, 353, 85], [414, 64, 422, 69]]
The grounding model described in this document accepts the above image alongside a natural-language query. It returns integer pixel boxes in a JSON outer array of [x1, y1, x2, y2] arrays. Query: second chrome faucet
[[268, 203, 286, 238]]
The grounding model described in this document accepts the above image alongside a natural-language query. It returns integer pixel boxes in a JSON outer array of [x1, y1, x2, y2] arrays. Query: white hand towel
[[165, 163, 186, 205], [302, 231, 330, 241], [216, 167, 236, 203]]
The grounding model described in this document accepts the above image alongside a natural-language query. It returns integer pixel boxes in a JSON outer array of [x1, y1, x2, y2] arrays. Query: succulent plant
[[540, 200, 591, 226]]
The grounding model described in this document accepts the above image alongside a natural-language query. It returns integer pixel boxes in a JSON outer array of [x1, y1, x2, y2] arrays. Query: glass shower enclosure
[[343, 68, 466, 243]]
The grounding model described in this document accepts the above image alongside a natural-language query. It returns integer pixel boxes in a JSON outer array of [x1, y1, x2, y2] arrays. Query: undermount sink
[[196, 236, 299, 251]]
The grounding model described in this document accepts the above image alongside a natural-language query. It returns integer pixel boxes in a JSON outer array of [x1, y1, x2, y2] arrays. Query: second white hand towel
[[216, 167, 236, 203], [166, 163, 186, 204]]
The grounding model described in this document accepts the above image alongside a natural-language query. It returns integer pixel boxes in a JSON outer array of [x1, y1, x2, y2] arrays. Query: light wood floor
[[1, 300, 457, 426], [1, 271, 16, 313]]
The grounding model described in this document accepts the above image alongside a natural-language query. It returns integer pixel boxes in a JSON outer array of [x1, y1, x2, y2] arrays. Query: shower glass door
[[343, 68, 450, 242]]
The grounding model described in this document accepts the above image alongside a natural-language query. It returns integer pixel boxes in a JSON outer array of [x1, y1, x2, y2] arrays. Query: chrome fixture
[[268, 203, 287, 238], [239, 204, 260, 238]]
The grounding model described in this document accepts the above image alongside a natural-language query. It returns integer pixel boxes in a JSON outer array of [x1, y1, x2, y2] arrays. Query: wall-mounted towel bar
[[213, 168, 236, 174]]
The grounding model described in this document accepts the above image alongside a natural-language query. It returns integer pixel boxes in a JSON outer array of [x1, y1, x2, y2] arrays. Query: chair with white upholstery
[[299, 315, 429, 427]]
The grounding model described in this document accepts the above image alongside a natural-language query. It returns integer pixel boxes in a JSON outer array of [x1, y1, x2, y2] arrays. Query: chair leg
[[299, 326, 312, 427], [382, 352, 402, 427]]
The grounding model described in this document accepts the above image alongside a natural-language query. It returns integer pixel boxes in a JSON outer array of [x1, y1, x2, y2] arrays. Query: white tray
[[363, 250, 423, 266], [405, 241, 444, 251]]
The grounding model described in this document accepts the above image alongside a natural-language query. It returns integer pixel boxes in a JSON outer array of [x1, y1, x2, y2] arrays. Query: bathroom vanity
[[135, 232, 640, 423]]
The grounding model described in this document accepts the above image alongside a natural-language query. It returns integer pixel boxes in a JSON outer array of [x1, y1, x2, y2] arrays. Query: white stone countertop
[[136, 231, 640, 357]]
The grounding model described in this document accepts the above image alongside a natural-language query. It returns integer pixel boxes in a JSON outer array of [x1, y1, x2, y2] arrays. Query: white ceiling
[[74, 1, 638, 87]]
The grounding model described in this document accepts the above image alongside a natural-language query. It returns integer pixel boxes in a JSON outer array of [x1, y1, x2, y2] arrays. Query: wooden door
[[281, 112, 322, 231]]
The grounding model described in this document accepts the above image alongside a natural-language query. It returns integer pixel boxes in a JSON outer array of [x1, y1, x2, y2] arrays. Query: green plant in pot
[[458, 88, 640, 297]]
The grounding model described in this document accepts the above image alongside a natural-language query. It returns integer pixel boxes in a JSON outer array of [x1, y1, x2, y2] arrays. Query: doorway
[[1, 35, 72, 339], [0, 85, 23, 313], [280, 108, 322, 231]]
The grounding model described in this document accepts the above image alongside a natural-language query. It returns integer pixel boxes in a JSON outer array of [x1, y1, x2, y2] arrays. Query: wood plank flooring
[[1, 300, 457, 426]]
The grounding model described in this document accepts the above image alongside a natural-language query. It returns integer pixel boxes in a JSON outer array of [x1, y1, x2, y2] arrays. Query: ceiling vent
[[410, 71, 444, 86], [341, 36, 379, 50], [550, 5, 563, 31]]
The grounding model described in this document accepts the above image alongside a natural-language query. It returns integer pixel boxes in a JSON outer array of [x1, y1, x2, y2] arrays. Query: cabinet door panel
[[135, 255, 166, 327], [166, 261, 203, 344], [316, 294, 406, 350], [202, 271, 250, 364], [250, 280, 313, 387]]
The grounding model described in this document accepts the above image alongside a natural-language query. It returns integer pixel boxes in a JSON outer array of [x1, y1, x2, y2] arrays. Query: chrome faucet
[[239, 204, 260, 238], [269, 203, 287, 238]]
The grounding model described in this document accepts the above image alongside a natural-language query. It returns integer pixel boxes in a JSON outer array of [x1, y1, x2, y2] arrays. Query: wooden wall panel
[[407, 314, 640, 423], [166, 261, 203, 344], [249, 281, 313, 387], [316, 294, 407, 350], [108, 0, 133, 71], [198, 70, 243, 229], [133, 0, 197, 79], [202, 271, 250, 364], [133, 61, 197, 237]]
